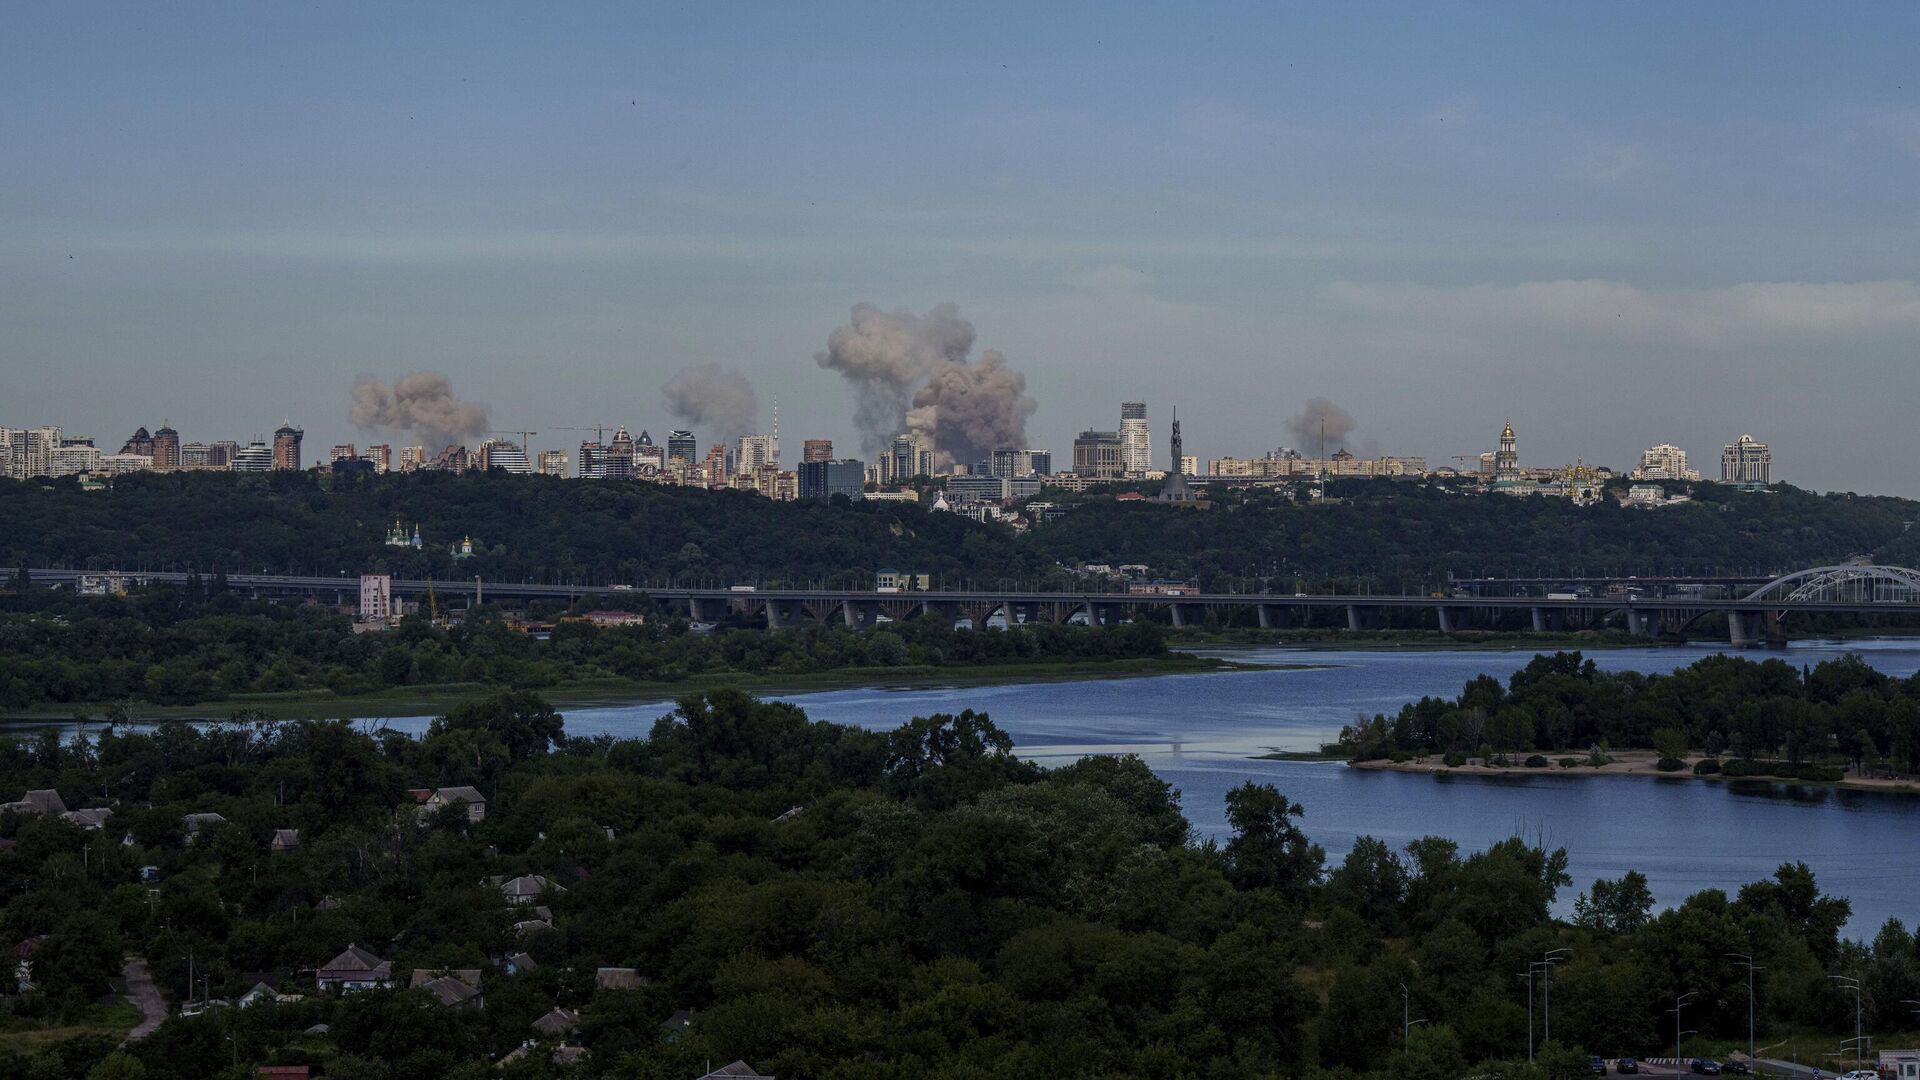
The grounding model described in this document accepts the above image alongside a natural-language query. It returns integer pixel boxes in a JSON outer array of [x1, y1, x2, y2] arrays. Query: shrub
[[1389, 750, 1414, 764], [1524, 754, 1550, 768], [1692, 758, 1722, 775], [1558, 757, 1579, 769], [1443, 751, 1467, 768], [1655, 757, 1686, 772], [1794, 764, 1845, 782]]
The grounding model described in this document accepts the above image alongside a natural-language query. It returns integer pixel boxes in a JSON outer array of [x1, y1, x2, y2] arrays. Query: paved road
[[121, 957, 166, 1041]]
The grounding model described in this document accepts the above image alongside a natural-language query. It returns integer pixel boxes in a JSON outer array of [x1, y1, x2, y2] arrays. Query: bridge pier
[[1727, 610, 1754, 647], [1529, 607, 1547, 633], [1169, 602, 1194, 629], [1345, 604, 1378, 632], [1622, 608, 1654, 637], [764, 599, 804, 630], [1437, 606, 1457, 633], [842, 600, 880, 631], [688, 597, 727, 623], [1257, 603, 1298, 630]]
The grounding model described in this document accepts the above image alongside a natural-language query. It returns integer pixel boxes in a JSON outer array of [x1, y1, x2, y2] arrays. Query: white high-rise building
[[1721, 434, 1772, 485], [736, 433, 777, 474], [1119, 402, 1150, 477], [477, 438, 532, 474], [536, 450, 570, 477], [359, 574, 393, 622], [1631, 443, 1700, 482]]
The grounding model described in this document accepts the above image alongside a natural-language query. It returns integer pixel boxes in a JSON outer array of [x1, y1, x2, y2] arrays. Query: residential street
[[121, 956, 166, 1042]]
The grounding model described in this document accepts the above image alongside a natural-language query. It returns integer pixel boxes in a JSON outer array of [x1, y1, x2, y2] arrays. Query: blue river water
[[455, 637, 1919, 937], [32, 638, 1918, 935]]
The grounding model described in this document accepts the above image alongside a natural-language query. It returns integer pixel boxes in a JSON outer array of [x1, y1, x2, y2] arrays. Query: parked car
[[1615, 1058, 1640, 1074], [1722, 1063, 1751, 1076], [1692, 1060, 1723, 1075], [1839, 1071, 1877, 1080], [1591, 1057, 1609, 1074]]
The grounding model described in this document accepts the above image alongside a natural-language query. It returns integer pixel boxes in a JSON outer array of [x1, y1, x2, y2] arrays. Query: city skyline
[[6, 5, 1920, 493]]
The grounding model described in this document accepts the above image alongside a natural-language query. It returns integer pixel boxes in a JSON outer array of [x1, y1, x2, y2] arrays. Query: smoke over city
[[661, 363, 759, 443], [1286, 396, 1358, 452], [349, 372, 490, 450], [815, 302, 1036, 465]]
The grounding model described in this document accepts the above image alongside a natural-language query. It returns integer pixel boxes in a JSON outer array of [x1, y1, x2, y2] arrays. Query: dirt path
[[121, 956, 166, 1041]]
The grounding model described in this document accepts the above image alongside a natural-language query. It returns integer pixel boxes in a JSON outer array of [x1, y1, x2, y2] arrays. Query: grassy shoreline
[[0, 654, 1289, 724]]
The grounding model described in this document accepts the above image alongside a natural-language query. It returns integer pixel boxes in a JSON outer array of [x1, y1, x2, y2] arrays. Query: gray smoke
[[1286, 397, 1358, 452], [350, 372, 490, 450], [662, 363, 759, 443], [815, 302, 1035, 464]]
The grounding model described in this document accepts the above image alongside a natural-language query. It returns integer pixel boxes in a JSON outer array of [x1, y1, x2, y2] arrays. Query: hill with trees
[[3, 472, 1917, 595], [2, 689, 1912, 1079]]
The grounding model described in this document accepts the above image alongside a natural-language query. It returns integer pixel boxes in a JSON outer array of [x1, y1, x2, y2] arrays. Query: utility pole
[[1519, 969, 1536, 1060], [1537, 949, 1570, 1046], [1729, 953, 1764, 1064]]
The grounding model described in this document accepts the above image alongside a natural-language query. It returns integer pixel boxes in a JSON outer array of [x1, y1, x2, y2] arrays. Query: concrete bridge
[[24, 564, 1920, 646]]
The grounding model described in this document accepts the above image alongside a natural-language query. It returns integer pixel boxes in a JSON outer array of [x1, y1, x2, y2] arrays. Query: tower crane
[[552, 425, 613, 443], [485, 429, 538, 450]]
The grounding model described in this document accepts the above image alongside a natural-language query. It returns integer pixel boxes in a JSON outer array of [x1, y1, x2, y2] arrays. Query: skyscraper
[[736, 433, 776, 473], [1630, 444, 1699, 482], [606, 426, 636, 478], [151, 424, 180, 470], [272, 422, 304, 470], [536, 449, 570, 477], [365, 444, 392, 473], [1119, 402, 1150, 477], [1072, 430, 1122, 478], [477, 438, 532, 474], [1721, 434, 1772, 485], [799, 459, 865, 500], [803, 438, 834, 463], [667, 430, 697, 465]]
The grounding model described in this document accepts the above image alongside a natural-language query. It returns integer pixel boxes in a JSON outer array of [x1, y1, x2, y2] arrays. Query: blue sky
[[5, 3, 1918, 491]]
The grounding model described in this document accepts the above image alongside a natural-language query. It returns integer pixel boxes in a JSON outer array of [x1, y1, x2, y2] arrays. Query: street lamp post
[[1538, 949, 1570, 1047], [1520, 969, 1536, 1061], [1674, 991, 1701, 1067], [1829, 975, 1866, 1066], [1728, 953, 1764, 1065], [1401, 982, 1428, 1050]]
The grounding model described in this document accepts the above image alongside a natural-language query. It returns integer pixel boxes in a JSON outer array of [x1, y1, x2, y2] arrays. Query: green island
[[1330, 650, 1920, 791], [4, 688, 1916, 1079]]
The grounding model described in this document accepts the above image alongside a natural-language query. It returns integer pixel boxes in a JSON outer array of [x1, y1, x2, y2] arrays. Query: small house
[[1, 789, 67, 816], [269, 829, 300, 853], [698, 1062, 775, 1079], [60, 807, 112, 830], [531, 1007, 580, 1036], [595, 967, 650, 991], [183, 812, 228, 843], [411, 969, 484, 1010], [418, 786, 486, 824], [315, 944, 392, 993], [1882, 1051, 1920, 1080], [500, 874, 565, 904], [501, 952, 537, 975]]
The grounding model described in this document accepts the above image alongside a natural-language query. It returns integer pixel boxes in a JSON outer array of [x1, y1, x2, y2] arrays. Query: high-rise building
[[702, 444, 730, 485], [736, 433, 776, 473], [151, 424, 180, 470], [1721, 434, 1772, 485], [477, 438, 532, 474], [209, 440, 238, 469], [799, 458, 865, 500], [537, 449, 569, 477], [989, 448, 1053, 477], [1631, 443, 1699, 482], [606, 426, 636, 478], [399, 445, 425, 471], [232, 442, 274, 472], [49, 443, 102, 476], [359, 574, 393, 622], [1072, 430, 1122, 478], [883, 433, 932, 482], [803, 439, 834, 464], [3, 427, 60, 479], [365, 444, 392, 473], [1119, 402, 1150, 477], [577, 440, 606, 478], [330, 444, 359, 463], [119, 426, 154, 457], [667, 430, 697, 465], [272, 422, 304, 470], [180, 442, 213, 469]]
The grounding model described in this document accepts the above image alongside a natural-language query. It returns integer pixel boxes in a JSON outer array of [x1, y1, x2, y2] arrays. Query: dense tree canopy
[[2, 686, 1910, 1079]]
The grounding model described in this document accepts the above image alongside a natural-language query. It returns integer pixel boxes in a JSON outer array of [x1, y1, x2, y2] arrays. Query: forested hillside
[[3, 472, 1917, 593], [2, 690, 1911, 1079]]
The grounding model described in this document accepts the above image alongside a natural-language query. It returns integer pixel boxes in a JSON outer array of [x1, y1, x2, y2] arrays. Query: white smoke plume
[[816, 302, 1036, 464], [350, 372, 490, 450], [1286, 397, 1358, 452], [661, 364, 760, 444]]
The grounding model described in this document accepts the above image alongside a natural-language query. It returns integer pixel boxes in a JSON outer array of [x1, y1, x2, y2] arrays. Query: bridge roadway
[[26, 568, 1919, 646]]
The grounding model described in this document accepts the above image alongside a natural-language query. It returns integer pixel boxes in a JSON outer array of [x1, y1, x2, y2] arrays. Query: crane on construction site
[[485, 429, 538, 450], [551, 425, 614, 444]]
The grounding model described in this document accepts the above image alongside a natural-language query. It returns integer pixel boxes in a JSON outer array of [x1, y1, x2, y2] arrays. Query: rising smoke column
[[1286, 397, 1358, 452], [350, 372, 490, 450], [661, 364, 759, 443], [815, 302, 1036, 464]]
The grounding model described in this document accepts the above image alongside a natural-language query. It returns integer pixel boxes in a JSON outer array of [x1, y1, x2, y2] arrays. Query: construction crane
[[424, 575, 440, 625], [552, 425, 613, 444], [485, 429, 538, 450]]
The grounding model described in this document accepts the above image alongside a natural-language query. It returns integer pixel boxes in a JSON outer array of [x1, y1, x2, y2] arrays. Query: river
[[428, 637, 1919, 936]]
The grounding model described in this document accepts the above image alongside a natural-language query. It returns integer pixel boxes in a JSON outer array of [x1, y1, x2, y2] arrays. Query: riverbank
[[0, 653, 1287, 723], [1172, 627, 1662, 650], [1347, 748, 1920, 795]]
